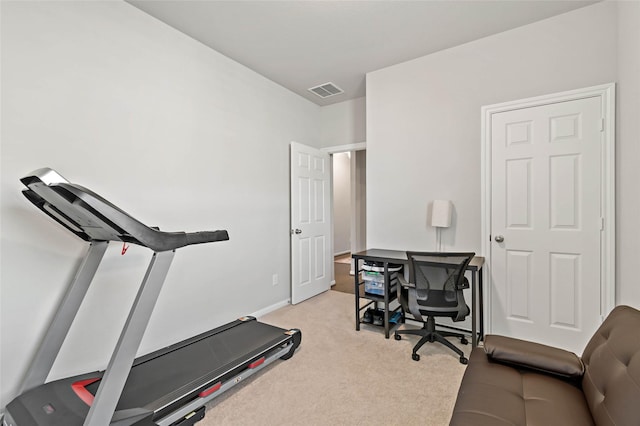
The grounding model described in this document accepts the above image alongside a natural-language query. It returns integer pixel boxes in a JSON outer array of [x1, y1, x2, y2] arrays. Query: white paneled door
[[290, 142, 331, 304], [490, 96, 604, 353]]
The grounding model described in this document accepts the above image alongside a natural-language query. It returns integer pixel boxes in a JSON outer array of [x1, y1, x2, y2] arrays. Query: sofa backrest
[[581, 305, 640, 425]]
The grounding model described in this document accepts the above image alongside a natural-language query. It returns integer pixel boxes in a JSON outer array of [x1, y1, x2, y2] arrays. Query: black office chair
[[394, 251, 475, 364]]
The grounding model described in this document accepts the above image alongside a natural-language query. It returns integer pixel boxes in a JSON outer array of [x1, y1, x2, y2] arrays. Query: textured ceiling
[[127, 0, 597, 106]]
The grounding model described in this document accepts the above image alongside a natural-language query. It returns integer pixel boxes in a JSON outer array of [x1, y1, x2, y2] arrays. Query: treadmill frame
[[19, 241, 109, 395], [87, 249, 176, 425], [14, 234, 179, 425], [5, 168, 300, 426]]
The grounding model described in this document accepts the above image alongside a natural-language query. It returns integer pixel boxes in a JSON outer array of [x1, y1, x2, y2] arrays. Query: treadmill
[[3, 168, 301, 426]]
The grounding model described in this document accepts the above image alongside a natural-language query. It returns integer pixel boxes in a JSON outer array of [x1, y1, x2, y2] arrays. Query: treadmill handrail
[[21, 168, 229, 252]]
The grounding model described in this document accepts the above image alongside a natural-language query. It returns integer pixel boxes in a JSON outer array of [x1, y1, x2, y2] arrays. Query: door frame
[[480, 83, 616, 333], [322, 142, 367, 282]]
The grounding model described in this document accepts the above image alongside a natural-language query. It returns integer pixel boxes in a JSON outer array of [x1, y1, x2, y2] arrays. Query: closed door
[[290, 142, 331, 304], [490, 96, 603, 353]]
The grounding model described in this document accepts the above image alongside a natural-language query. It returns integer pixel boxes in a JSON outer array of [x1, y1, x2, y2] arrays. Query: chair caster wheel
[[460, 357, 468, 365], [412, 353, 420, 361], [394, 334, 401, 341], [460, 337, 469, 345]]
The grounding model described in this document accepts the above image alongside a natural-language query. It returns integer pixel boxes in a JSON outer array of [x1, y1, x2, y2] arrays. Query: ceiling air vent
[[308, 82, 344, 99]]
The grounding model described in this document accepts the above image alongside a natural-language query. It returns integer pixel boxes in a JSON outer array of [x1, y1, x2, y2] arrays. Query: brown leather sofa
[[450, 305, 640, 425]]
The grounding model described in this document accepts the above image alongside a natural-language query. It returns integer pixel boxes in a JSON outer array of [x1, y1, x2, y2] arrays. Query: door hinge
[[600, 217, 605, 230], [600, 118, 605, 132]]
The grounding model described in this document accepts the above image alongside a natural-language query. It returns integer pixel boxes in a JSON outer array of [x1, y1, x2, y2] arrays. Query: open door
[[290, 142, 331, 304]]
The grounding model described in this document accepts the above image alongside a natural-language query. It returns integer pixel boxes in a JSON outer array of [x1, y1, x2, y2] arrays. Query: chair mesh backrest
[[406, 252, 474, 319]]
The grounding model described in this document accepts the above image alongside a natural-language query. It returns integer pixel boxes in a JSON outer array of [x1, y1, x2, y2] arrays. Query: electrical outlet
[[272, 273, 279, 286]]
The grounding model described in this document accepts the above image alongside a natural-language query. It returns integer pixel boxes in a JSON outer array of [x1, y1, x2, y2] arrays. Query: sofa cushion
[[450, 347, 594, 426], [484, 335, 584, 378], [581, 305, 640, 426]]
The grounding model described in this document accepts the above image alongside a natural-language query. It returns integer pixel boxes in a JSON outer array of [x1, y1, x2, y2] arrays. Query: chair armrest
[[397, 274, 415, 288], [458, 276, 469, 290], [484, 335, 584, 379]]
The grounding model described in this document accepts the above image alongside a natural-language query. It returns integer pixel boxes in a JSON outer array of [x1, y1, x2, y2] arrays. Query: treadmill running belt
[[85, 320, 287, 415]]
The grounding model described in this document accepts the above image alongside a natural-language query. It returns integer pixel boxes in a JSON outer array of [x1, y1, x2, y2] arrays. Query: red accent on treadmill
[[248, 357, 265, 369], [198, 382, 222, 398], [71, 378, 100, 406]]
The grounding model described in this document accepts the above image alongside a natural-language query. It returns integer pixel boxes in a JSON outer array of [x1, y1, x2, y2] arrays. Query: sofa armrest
[[484, 335, 584, 379]]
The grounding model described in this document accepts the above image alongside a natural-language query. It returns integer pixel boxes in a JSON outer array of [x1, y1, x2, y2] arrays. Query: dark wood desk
[[352, 249, 485, 347]]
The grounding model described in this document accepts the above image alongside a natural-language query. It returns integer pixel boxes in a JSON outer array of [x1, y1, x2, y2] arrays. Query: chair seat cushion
[[450, 347, 594, 426]]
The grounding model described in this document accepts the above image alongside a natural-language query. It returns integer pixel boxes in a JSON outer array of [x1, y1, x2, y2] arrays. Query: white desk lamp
[[431, 200, 452, 251]]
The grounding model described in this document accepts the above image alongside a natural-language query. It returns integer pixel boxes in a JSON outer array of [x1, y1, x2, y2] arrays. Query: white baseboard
[[250, 299, 290, 318]]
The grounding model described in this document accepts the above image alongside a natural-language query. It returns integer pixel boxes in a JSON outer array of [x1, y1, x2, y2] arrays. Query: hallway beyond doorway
[[332, 253, 363, 296]]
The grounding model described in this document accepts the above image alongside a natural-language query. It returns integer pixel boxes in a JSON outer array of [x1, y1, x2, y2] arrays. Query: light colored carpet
[[200, 290, 467, 425]]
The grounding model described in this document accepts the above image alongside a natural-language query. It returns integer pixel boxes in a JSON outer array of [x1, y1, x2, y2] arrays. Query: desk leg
[[478, 269, 484, 343], [383, 262, 390, 338], [355, 257, 360, 331], [471, 271, 477, 348]]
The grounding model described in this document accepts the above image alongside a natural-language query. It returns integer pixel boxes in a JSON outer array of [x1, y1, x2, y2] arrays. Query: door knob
[[292, 229, 302, 235], [494, 235, 504, 243]]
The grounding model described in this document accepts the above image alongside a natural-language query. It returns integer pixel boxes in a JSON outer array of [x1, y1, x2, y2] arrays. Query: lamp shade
[[430, 200, 452, 228]]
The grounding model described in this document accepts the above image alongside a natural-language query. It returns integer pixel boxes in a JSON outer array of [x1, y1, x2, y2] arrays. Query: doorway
[[327, 145, 366, 295]]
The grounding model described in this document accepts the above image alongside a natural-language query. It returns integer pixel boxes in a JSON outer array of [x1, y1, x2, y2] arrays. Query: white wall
[[616, 1, 640, 307], [0, 1, 320, 407], [320, 97, 366, 147], [350, 150, 367, 256], [321, 97, 367, 265], [366, 1, 639, 306], [332, 153, 351, 255]]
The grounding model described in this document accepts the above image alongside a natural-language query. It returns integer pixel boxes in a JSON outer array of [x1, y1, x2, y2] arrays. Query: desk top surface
[[352, 249, 485, 269]]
